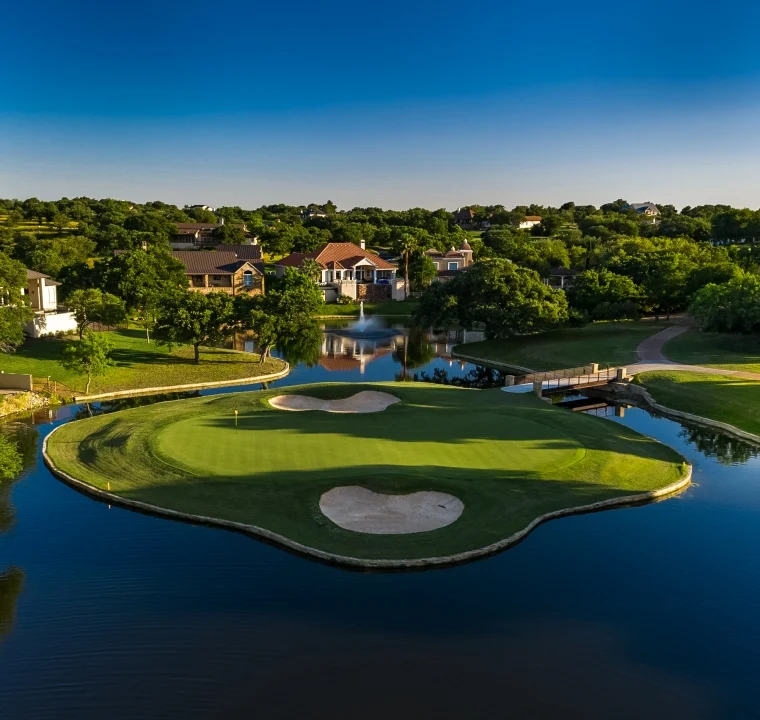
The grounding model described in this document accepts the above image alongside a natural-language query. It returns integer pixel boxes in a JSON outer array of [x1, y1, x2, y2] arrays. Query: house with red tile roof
[[274, 241, 406, 301]]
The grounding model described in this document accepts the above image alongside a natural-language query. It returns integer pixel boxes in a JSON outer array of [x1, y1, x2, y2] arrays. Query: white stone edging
[[42, 420, 691, 569], [72, 361, 289, 402]]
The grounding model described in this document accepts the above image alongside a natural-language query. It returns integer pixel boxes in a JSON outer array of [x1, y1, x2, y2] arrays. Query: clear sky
[[2, 0, 760, 210]]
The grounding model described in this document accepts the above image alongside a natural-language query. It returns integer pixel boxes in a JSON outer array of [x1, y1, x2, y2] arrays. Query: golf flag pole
[[234, 409, 238, 427]]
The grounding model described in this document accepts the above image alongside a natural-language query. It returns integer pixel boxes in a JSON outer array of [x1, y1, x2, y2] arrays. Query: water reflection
[[0, 567, 24, 644], [0, 422, 39, 533], [413, 366, 509, 389], [677, 424, 759, 466]]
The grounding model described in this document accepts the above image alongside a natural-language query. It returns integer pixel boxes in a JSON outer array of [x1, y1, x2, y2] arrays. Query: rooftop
[[276, 242, 396, 270]]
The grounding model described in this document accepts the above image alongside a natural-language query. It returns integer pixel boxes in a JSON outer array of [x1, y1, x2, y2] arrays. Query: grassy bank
[[637, 370, 760, 437], [454, 322, 670, 372], [0, 329, 285, 396], [316, 300, 418, 317], [664, 330, 760, 375], [46, 382, 686, 561]]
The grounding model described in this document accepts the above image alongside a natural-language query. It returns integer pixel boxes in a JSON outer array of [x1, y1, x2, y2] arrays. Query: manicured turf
[[637, 370, 760, 437], [316, 300, 419, 317], [1, 329, 285, 396], [664, 329, 760, 375], [454, 321, 670, 372], [46, 382, 687, 560]]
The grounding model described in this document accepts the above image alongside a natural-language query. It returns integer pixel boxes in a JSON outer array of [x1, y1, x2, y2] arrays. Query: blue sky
[[2, 0, 760, 209]]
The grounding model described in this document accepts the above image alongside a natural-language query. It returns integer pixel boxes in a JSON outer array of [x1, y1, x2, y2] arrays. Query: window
[[448, 262, 458, 271], [47, 287, 57, 305], [243, 270, 254, 287]]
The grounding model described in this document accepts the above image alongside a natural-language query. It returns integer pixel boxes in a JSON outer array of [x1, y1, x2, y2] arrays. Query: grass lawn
[[1, 329, 285, 396], [454, 322, 670, 372], [316, 300, 419, 317], [637, 370, 760, 437], [664, 329, 760, 375], [46, 382, 686, 561]]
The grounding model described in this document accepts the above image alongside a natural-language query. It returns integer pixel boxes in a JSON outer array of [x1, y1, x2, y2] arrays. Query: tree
[[299, 257, 322, 282], [243, 269, 323, 361], [408, 252, 437, 290], [212, 224, 247, 244], [0, 252, 33, 353], [52, 213, 71, 233], [19, 235, 96, 277], [567, 269, 640, 315], [391, 232, 418, 296], [642, 252, 695, 318], [156, 291, 237, 364], [415, 259, 568, 339], [0, 435, 22, 481], [99, 247, 188, 342], [690, 274, 760, 334], [61, 331, 115, 394], [67, 288, 127, 339]]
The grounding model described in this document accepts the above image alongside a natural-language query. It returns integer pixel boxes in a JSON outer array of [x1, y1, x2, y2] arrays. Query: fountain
[[329, 300, 400, 340]]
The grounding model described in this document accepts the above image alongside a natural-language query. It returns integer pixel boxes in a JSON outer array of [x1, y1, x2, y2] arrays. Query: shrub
[[336, 294, 356, 305]]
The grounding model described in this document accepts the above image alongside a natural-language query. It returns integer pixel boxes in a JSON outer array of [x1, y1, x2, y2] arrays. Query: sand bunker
[[319, 486, 464, 534], [269, 391, 400, 414]]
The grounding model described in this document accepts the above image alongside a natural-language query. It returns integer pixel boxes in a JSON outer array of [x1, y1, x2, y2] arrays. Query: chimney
[[360, 239, 366, 250]]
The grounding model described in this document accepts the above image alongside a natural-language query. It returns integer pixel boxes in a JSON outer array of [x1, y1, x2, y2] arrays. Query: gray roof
[[627, 202, 659, 213], [215, 244, 262, 260], [26, 269, 61, 286], [170, 251, 262, 275]]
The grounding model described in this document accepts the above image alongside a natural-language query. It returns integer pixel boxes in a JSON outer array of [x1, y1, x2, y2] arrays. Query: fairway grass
[[664, 330, 760, 375], [454, 322, 671, 372], [45, 382, 688, 563], [0, 329, 286, 396], [637, 371, 760, 438]]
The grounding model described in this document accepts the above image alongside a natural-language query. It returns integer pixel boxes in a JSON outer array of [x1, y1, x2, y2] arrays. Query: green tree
[[61, 331, 115, 394], [52, 213, 71, 233], [243, 269, 323, 360], [0, 435, 22, 481], [212, 223, 247, 244], [299, 257, 322, 282], [391, 232, 418, 296], [415, 258, 568, 339], [20, 235, 96, 277], [642, 252, 695, 318], [100, 247, 188, 342], [567, 269, 640, 314], [0, 252, 33, 353], [156, 290, 237, 364], [408, 252, 437, 290], [67, 288, 127, 339], [690, 274, 760, 333]]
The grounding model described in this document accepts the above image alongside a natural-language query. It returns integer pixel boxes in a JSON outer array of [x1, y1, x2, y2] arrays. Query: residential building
[[425, 240, 474, 281], [453, 207, 476, 229], [275, 241, 405, 302], [171, 251, 264, 296], [519, 216, 542, 230], [624, 202, 660, 223], [186, 204, 216, 212], [301, 207, 328, 220], [544, 266, 577, 290], [170, 220, 254, 249], [23, 270, 77, 338]]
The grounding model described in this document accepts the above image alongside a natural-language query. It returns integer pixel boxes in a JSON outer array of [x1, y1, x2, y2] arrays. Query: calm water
[[1, 324, 760, 718]]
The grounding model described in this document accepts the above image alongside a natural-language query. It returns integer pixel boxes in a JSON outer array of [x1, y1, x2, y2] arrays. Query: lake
[[1, 323, 759, 718]]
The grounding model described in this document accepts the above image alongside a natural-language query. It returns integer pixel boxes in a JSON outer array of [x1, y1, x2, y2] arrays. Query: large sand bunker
[[269, 390, 400, 414], [320, 486, 464, 534]]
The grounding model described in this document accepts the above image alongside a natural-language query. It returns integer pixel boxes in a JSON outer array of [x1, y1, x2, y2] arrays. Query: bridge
[[503, 364, 628, 396]]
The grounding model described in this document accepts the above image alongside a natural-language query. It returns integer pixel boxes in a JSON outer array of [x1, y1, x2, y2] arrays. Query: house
[[170, 251, 264, 296], [425, 240, 474, 281], [544, 266, 577, 290], [453, 207, 476, 229], [624, 202, 660, 223], [519, 216, 542, 230], [214, 244, 263, 262], [274, 241, 405, 302], [23, 270, 77, 338], [170, 220, 254, 249], [186, 204, 216, 212], [301, 207, 328, 220]]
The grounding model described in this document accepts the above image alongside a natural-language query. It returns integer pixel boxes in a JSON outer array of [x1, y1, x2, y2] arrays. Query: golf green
[[44, 382, 689, 563]]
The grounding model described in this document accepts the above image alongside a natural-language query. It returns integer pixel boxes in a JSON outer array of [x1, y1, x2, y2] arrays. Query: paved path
[[627, 323, 760, 381]]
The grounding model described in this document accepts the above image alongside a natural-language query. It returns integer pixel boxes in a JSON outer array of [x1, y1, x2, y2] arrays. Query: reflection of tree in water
[[679, 425, 759, 466], [393, 329, 437, 380], [413, 366, 507, 389], [0, 567, 25, 644], [73, 391, 202, 420], [0, 423, 39, 534], [277, 321, 322, 367]]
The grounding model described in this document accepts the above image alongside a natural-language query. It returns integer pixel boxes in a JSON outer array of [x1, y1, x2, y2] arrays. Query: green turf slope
[[45, 382, 687, 561]]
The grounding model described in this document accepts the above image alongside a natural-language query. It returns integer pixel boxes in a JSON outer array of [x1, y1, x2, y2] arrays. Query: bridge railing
[[506, 365, 625, 390]]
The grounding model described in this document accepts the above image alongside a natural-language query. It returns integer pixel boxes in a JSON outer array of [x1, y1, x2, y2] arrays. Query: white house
[[23, 270, 77, 338], [518, 215, 542, 230]]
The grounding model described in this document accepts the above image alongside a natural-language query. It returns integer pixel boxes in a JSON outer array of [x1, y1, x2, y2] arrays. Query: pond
[[1, 321, 760, 718]]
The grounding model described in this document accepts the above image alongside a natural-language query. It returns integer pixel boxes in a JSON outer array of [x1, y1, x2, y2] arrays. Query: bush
[[336, 294, 356, 305]]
